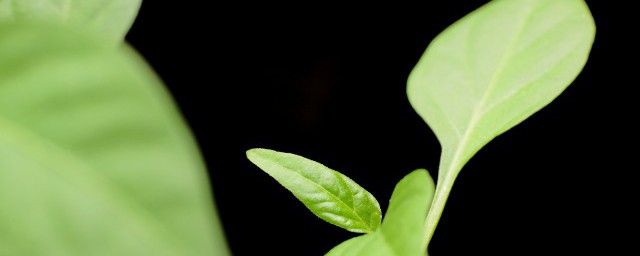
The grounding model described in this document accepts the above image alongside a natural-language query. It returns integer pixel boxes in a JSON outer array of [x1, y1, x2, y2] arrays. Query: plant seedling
[[247, 0, 596, 255], [0, 0, 596, 255]]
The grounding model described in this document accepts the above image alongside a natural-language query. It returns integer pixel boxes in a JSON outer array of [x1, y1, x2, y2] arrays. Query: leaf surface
[[0, 23, 229, 256], [408, 0, 595, 180], [0, 0, 141, 44], [247, 148, 382, 233], [407, 0, 595, 245], [326, 170, 435, 256]]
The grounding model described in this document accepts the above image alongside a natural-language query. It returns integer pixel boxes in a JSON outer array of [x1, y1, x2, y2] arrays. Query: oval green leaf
[[407, 0, 595, 244], [326, 169, 435, 256], [0, 0, 141, 44], [0, 23, 229, 256], [247, 148, 382, 233], [409, 0, 595, 180]]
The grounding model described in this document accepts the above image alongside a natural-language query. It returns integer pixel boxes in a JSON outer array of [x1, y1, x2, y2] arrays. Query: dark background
[[127, 1, 625, 255]]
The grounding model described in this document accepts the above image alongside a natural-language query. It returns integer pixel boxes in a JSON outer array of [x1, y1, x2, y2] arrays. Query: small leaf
[[0, 23, 229, 256], [380, 169, 435, 255], [326, 170, 435, 256], [0, 0, 142, 44], [247, 148, 382, 233]]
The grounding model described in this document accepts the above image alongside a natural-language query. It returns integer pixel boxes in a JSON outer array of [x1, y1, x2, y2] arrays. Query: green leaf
[[246, 148, 382, 233], [407, 0, 595, 244], [326, 170, 435, 256], [0, 23, 229, 256], [380, 169, 435, 255], [0, 0, 142, 44], [324, 235, 374, 256]]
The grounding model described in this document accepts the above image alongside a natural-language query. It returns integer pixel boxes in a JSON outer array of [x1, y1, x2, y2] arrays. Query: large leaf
[[407, 0, 595, 243], [326, 170, 435, 256], [247, 148, 382, 233], [0, 23, 229, 256], [0, 0, 141, 44]]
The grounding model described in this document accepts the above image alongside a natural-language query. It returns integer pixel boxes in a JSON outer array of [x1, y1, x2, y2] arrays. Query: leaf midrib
[[258, 156, 374, 233], [442, 1, 535, 178]]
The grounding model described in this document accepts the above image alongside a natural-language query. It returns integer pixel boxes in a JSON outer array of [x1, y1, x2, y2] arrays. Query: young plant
[[247, 0, 596, 255]]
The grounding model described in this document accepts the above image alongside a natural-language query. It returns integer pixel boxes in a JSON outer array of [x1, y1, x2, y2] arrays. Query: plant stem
[[421, 169, 457, 253]]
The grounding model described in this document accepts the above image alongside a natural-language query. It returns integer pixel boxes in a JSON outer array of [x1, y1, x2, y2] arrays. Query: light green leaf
[[0, 0, 141, 44], [380, 169, 435, 255], [324, 235, 374, 256], [326, 234, 392, 256], [407, 0, 595, 244], [246, 148, 382, 233], [0, 23, 229, 256], [326, 170, 435, 256]]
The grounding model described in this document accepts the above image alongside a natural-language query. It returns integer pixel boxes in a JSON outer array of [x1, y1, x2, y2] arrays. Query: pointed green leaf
[[408, 0, 595, 179], [0, 23, 229, 256], [0, 0, 142, 44], [247, 148, 382, 233], [326, 170, 435, 256]]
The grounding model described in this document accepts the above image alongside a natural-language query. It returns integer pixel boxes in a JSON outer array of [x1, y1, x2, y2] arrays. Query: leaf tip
[[402, 169, 435, 193], [408, 169, 431, 180], [246, 148, 269, 160], [245, 148, 257, 157]]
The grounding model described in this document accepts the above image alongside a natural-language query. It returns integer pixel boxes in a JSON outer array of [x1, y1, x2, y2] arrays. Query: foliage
[[247, 0, 595, 255], [0, 0, 596, 255]]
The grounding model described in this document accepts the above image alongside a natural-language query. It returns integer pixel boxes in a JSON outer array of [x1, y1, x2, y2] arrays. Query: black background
[[127, 1, 625, 255]]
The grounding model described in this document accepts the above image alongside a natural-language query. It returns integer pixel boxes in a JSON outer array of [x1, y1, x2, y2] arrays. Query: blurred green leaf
[[407, 0, 596, 244], [326, 170, 435, 256], [247, 148, 382, 233], [0, 23, 229, 256], [0, 0, 141, 44]]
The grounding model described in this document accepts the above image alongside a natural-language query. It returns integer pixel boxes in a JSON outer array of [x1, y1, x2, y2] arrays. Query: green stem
[[421, 166, 458, 254]]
